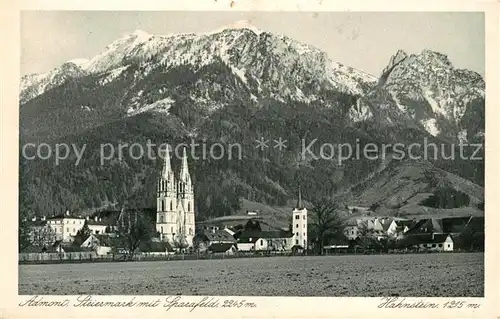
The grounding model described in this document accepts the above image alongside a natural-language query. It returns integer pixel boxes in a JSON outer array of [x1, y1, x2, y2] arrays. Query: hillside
[[19, 23, 484, 220], [343, 159, 484, 218]]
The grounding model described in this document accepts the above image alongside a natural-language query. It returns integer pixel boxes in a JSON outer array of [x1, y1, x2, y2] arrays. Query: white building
[[46, 211, 85, 242], [86, 216, 108, 235], [80, 234, 113, 255], [381, 218, 398, 237], [237, 231, 293, 252], [292, 188, 308, 249], [156, 146, 196, 249], [417, 234, 454, 252]]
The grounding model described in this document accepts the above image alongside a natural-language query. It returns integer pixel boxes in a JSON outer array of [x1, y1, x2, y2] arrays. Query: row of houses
[[342, 215, 484, 252], [193, 218, 300, 255], [193, 215, 484, 254], [24, 206, 484, 256], [28, 210, 110, 244], [344, 217, 414, 240]]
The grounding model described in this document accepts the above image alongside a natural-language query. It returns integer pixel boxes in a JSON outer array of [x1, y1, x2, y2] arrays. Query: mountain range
[[19, 21, 484, 222]]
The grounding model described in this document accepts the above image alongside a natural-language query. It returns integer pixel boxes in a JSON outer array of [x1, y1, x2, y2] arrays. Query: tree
[[30, 224, 57, 249], [74, 220, 92, 246], [357, 220, 371, 237], [309, 197, 346, 255], [18, 210, 31, 252], [173, 233, 189, 252], [116, 208, 152, 259]]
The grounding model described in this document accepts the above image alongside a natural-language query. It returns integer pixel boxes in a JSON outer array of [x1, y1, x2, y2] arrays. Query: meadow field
[[19, 252, 483, 297]]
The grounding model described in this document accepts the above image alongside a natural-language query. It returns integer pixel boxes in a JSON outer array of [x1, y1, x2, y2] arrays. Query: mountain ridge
[[19, 25, 484, 220]]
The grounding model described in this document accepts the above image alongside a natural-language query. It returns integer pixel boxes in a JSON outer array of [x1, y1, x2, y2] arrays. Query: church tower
[[177, 147, 195, 248], [292, 187, 308, 250], [156, 146, 178, 242]]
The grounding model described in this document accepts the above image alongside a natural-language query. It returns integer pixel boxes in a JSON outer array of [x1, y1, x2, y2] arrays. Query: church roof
[[160, 145, 173, 179], [295, 187, 304, 210]]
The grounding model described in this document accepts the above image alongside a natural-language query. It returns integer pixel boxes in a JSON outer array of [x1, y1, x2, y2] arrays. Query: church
[[156, 146, 196, 249]]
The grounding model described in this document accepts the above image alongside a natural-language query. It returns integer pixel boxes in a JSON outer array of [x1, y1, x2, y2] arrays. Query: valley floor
[[18, 252, 483, 297]]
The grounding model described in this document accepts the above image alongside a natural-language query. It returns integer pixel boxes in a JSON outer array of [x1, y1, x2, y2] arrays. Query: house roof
[[237, 230, 292, 243], [295, 187, 304, 210], [395, 220, 415, 228], [406, 218, 443, 234], [405, 216, 484, 236], [29, 220, 48, 227], [197, 230, 236, 242], [208, 242, 235, 253], [47, 213, 84, 220], [345, 219, 359, 227], [87, 220, 107, 226], [381, 219, 394, 231], [441, 216, 472, 233], [399, 233, 452, 246]]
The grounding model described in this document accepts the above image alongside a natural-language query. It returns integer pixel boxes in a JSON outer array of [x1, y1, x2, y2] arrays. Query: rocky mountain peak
[[380, 49, 408, 77], [211, 20, 263, 36], [21, 25, 377, 106], [419, 49, 452, 66], [372, 48, 484, 140]]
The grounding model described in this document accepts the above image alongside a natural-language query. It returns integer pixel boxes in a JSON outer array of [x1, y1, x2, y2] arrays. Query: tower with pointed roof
[[156, 146, 178, 243], [156, 146, 196, 249], [292, 187, 308, 250], [177, 147, 195, 248]]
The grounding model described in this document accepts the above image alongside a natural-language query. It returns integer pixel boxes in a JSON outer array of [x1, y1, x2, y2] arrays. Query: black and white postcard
[[1, 0, 498, 318]]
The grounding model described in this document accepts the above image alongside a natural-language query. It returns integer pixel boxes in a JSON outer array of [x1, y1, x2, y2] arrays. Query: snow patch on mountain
[[127, 97, 175, 116], [422, 88, 447, 118], [458, 129, 468, 143], [349, 99, 373, 122], [67, 58, 90, 70], [420, 118, 440, 136], [80, 105, 92, 112], [98, 65, 129, 86], [208, 20, 263, 36], [20, 61, 87, 104], [373, 49, 485, 141], [85, 30, 154, 74]]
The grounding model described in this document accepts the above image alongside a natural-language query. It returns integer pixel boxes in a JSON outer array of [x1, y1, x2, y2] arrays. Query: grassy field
[[19, 252, 483, 297]]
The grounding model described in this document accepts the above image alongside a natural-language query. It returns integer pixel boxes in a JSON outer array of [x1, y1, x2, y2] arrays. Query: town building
[[233, 189, 305, 252], [292, 188, 308, 249], [193, 228, 237, 253], [393, 219, 415, 238], [237, 230, 293, 252], [380, 218, 398, 237], [156, 146, 196, 249], [85, 216, 108, 235], [344, 220, 360, 240], [80, 234, 113, 255], [401, 233, 454, 252], [45, 211, 85, 242], [344, 217, 397, 240]]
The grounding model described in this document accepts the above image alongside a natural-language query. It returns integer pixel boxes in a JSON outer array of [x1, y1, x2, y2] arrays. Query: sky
[[21, 11, 485, 77]]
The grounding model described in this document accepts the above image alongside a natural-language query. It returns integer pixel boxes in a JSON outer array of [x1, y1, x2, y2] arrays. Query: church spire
[[295, 187, 303, 209], [161, 145, 172, 178], [179, 147, 190, 182]]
